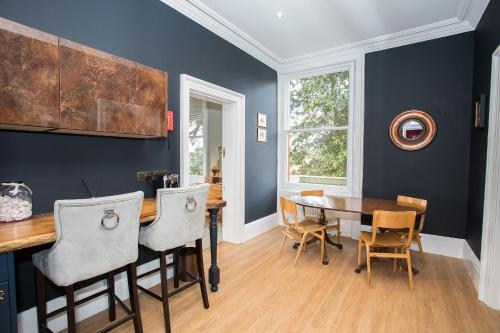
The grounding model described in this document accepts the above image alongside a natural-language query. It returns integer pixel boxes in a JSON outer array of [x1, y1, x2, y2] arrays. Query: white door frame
[[180, 74, 246, 244], [479, 45, 500, 310]]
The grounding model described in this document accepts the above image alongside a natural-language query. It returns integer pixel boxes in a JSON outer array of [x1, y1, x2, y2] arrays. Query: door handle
[[0, 289, 5, 301]]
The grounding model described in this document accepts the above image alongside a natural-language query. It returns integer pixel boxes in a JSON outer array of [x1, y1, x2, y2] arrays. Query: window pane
[[189, 136, 203, 176], [189, 118, 203, 137], [289, 71, 349, 129], [288, 130, 347, 186]]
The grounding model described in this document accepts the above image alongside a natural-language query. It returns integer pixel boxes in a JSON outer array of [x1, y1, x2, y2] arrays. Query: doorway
[[180, 75, 245, 244]]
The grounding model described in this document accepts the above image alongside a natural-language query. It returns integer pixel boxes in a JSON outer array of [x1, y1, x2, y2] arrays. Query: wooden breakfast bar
[[0, 197, 226, 333]]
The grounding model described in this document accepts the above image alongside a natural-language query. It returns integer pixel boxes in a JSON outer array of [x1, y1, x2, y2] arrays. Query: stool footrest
[[96, 313, 136, 333], [138, 279, 201, 301], [114, 293, 133, 315], [46, 288, 110, 317]]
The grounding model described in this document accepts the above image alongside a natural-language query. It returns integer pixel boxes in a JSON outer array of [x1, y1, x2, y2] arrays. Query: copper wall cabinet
[[0, 17, 168, 138], [0, 17, 60, 131]]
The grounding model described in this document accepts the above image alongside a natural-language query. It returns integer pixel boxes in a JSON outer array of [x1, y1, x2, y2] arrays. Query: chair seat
[[297, 222, 326, 233], [360, 231, 405, 247], [33, 249, 52, 282]]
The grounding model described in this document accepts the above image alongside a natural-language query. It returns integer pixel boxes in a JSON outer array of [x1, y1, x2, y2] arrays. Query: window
[[189, 114, 204, 177], [286, 69, 350, 186]]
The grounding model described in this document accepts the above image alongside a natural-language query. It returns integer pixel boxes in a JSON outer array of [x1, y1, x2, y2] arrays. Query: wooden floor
[[72, 227, 500, 333]]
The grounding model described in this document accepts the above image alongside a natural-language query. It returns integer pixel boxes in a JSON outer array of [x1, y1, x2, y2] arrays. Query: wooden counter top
[[0, 198, 226, 253]]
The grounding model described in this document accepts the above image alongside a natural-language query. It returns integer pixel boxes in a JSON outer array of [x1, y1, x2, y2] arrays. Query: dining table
[[291, 195, 425, 272]]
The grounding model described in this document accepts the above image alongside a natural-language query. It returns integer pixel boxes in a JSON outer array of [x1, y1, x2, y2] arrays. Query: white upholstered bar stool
[[33, 191, 144, 333], [137, 184, 210, 333]]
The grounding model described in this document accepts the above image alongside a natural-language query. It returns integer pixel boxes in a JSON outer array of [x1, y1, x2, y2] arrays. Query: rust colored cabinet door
[[0, 17, 59, 130], [59, 38, 167, 137]]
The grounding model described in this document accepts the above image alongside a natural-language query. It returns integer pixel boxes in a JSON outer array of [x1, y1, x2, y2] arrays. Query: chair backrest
[[397, 195, 427, 233], [280, 196, 299, 227], [300, 190, 324, 218], [139, 184, 209, 252], [371, 210, 416, 247], [48, 191, 144, 286], [301, 189, 324, 197]]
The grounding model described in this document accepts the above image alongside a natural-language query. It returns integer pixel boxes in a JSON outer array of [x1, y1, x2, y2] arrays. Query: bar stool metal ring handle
[[185, 196, 197, 212], [101, 209, 120, 230]]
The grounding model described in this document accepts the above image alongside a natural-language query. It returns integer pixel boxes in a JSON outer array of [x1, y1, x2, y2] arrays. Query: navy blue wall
[[466, 0, 500, 258], [0, 0, 277, 223], [364, 33, 474, 238], [0, 0, 277, 311]]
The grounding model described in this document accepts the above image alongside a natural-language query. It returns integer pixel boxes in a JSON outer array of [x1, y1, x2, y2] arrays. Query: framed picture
[[257, 113, 267, 128], [257, 128, 267, 142], [474, 94, 487, 128]]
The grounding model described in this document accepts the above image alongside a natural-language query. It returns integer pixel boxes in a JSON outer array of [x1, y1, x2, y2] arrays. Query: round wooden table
[[291, 195, 424, 270]]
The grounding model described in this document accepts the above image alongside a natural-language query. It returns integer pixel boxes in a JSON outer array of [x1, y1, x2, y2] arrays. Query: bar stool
[[32, 192, 144, 333], [137, 184, 210, 333]]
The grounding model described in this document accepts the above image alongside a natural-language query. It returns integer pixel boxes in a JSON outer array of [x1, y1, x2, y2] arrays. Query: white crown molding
[[278, 18, 473, 73], [160, 0, 488, 73], [160, 0, 280, 69], [460, 0, 490, 28]]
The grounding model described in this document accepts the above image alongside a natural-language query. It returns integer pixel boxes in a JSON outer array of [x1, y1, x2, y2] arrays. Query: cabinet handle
[[0, 290, 5, 301]]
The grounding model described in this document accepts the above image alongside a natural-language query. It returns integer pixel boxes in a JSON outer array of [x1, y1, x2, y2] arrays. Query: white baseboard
[[244, 213, 279, 241], [18, 258, 172, 333], [463, 241, 481, 292], [358, 224, 465, 259]]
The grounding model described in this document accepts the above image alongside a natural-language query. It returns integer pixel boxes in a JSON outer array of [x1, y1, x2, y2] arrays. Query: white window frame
[[278, 55, 364, 198]]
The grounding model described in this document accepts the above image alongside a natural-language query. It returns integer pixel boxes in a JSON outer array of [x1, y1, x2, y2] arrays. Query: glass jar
[[0, 182, 33, 222]]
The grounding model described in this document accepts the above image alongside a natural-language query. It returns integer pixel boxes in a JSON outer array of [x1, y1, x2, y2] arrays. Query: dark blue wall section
[[0, 0, 277, 311], [0, 0, 277, 222], [363, 33, 474, 238], [466, 0, 500, 258]]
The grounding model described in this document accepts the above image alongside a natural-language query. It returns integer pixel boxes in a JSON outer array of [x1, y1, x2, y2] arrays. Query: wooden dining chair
[[300, 190, 342, 245], [278, 196, 326, 266], [397, 195, 427, 265], [357, 210, 416, 290]]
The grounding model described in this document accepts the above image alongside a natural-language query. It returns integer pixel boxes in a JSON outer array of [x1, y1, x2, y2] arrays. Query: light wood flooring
[[70, 227, 500, 332]]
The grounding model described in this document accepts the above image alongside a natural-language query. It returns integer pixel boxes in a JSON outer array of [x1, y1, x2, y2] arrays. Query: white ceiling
[[163, 0, 489, 69], [198, 0, 463, 60]]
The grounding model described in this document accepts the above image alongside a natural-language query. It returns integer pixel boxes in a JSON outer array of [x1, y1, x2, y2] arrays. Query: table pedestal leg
[[208, 208, 220, 292]]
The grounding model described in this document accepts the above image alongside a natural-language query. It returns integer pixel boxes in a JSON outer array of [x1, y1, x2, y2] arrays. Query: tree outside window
[[189, 117, 204, 176], [287, 70, 349, 186]]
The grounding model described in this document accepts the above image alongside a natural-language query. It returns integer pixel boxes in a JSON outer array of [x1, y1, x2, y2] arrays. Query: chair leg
[[159, 252, 171, 333], [365, 244, 371, 287], [107, 271, 116, 321], [336, 218, 341, 244], [195, 238, 209, 309], [357, 239, 363, 266], [293, 234, 307, 267], [320, 231, 325, 263], [127, 262, 144, 333], [65, 285, 76, 333], [416, 235, 425, 266], [406, 249, 414, 291], [393, 248, 398, 273], [278, 234, 288, 254], [35, 268, 47, 331], [173, 249, 180, 289]]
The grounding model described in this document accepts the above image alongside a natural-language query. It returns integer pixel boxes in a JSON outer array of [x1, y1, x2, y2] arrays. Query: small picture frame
[[257, 128, 267, 142], [257, 113, 267, 128]]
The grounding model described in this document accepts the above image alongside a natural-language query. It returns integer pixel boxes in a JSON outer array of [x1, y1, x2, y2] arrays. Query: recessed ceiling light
[[276, 11, 284, 19]]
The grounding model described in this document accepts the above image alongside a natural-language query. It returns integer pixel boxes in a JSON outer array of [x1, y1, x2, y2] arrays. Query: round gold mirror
[[389, 110, 436, 151]]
